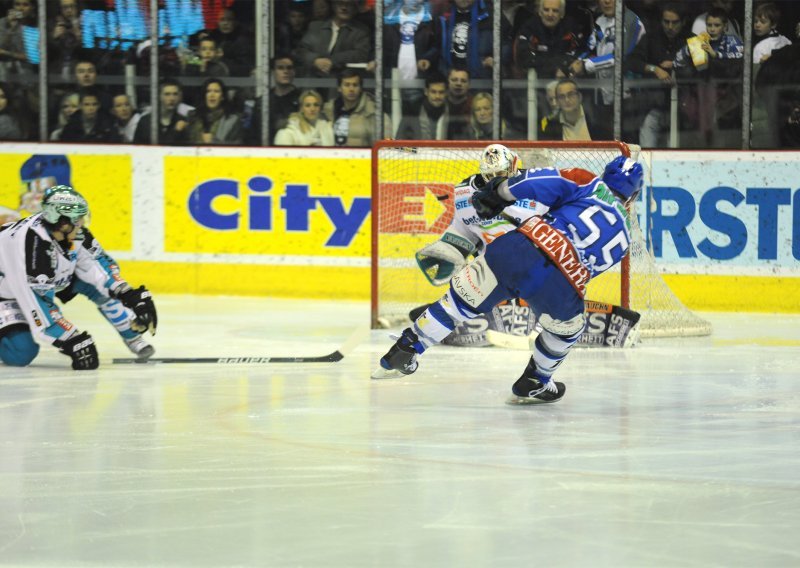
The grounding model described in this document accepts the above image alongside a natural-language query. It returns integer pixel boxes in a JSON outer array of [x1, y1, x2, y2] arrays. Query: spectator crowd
[[0, 0, 798, 148]]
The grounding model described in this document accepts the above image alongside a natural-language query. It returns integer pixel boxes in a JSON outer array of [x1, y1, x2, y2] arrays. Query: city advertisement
[[163, 154, 371, 257]]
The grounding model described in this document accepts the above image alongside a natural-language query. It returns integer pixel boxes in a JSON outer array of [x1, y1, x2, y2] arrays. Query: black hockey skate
[[371, 329, 421, 380], [507, 360, 566, 404]]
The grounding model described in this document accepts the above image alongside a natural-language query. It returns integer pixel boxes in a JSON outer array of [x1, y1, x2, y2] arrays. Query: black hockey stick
[[112, 326, 367, 365]]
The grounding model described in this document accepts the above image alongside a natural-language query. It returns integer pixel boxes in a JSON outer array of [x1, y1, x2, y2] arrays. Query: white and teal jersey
[[0, 213, 124, 344], [443, 174, 549, 255]]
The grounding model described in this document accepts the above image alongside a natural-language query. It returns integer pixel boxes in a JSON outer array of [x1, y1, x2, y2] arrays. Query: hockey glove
[[471, 177, 515, 220], [115, 285, 158, 335], [58, 331, 99, 370]]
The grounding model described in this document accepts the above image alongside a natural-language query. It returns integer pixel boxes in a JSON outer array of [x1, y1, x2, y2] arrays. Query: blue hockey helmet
[[41, 185, 89, 227], [20, 154, 71, 187], [601, 156, 643, 201]]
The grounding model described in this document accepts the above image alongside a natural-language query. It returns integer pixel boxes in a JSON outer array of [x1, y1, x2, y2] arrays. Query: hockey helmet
[[601, 156, 644, 200], [479, 144, 520, 182], [41, 185, 89, 227]]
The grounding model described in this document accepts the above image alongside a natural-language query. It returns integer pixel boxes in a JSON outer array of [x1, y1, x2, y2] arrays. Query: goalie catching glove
[[113, 284, 158, 335], [471, 177, 516, 220], [57, 331, 99, 370]]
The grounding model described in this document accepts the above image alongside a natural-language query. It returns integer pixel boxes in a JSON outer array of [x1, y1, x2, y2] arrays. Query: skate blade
[[371, 365, 406, 380], [505, 394, 562, 405]]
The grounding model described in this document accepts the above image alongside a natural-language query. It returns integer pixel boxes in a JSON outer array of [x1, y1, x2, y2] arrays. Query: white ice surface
[[1, 295, 799, 567]]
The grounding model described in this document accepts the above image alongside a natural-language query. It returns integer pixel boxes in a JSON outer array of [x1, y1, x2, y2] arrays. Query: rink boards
[[0, 143, 797, 312]]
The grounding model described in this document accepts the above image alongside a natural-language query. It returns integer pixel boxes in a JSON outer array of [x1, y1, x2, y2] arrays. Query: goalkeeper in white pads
[[412, 144, 597, 344], [372, 154, 644, 404], [0, 185, 157, 370]]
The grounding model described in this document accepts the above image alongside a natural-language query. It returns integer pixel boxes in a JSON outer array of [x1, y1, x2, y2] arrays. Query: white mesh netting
[[372, 141, 711, 338]]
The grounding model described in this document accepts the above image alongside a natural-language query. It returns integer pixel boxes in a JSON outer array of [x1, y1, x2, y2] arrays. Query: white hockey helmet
[[41, 185, 89, 227], [479, 144, 520, 182]]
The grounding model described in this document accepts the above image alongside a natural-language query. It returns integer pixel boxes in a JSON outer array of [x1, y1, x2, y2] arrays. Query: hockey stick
[[112, 326, 368, 365]]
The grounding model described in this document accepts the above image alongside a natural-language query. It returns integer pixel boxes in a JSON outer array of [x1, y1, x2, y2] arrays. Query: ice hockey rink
[[1, 295, 799, 567]]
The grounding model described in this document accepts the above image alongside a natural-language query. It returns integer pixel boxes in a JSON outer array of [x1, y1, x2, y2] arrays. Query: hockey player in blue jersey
[[372, 153, 644, 404], [0, 186, 157, 369]]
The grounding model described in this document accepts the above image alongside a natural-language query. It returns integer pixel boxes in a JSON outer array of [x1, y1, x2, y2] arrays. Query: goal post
[[370, 140, 711, 338]]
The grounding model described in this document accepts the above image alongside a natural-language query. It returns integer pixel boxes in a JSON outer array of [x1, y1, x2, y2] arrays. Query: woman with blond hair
[[467, 92, 508, 140], [274, 90, 334, 146]]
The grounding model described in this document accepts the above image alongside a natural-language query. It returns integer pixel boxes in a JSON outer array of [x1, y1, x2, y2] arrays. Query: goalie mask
[[41, 185, 89, 228], [480, 144, 520, 182]]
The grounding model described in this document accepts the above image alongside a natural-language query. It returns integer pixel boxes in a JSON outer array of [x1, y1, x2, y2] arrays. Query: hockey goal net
[[371, 140, 711, 338]]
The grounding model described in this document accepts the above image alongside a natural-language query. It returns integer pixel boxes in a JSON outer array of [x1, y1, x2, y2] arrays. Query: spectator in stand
[[675, 7, 744, 147], [274, 89, 335, 146], [538, 78, 611, 140], [543, 79, 559, 120], [437, 0, 496, 79], [312, 0, 332, 22], [513, 0, 587, 79], [183, 36, 230, 79], [244, 53, 302, 145], [209, 8, 255, 76], [49, 91, 79, 141], [323, 69, 389, 146], [781, 92, 800, 147], [627, 2, 692, 147], [383, 0, 437, 81], [60, 86, 122, 143], [48, 0, 82, 80], [394, 71, 449, 139], [134, 78, 192, 145], [294, 0, 371, 77], [0, 82, 23, 140], [754, 42, 800, 148], [752, 2, 791, 65], [446, 67, 471, 139], [110, 93, 142, 144], [569, 0, 646, 140], [692, 0, 742, 40], [0, 0, 36, 80], [465, 91, 508, 139], [63, 54, 112, 113], [270, 53, 300, 142], [187, 78, 243, 145], [277, 2, 311, 55]]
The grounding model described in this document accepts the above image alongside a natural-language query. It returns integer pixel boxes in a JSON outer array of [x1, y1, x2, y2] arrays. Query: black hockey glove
[[115, 285, 158, 335], [471, 177, 516, 220], [58, 331, 99, 370]]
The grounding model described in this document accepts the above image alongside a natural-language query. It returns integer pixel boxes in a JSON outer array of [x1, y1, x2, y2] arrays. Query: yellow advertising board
[[164, 155, 371, 256]]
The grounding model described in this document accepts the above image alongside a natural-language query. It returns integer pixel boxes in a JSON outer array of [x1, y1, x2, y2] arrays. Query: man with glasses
[[539, 78, 609, 140]]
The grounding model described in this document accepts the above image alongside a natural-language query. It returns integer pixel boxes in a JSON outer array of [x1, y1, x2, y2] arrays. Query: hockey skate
[[125, 335, 155, 360], [371, 329, 421, 380], [507, 360, 566, 404]]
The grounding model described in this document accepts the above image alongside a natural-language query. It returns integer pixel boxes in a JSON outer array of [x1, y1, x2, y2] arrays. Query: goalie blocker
[[411, 300, 641, 348]]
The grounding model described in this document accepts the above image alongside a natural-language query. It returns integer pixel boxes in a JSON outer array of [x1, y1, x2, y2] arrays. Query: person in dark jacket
[[60, 86, 121, 143]]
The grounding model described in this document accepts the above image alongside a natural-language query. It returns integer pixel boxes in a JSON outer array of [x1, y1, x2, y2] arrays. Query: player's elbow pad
[[415, 240, 467, 286]]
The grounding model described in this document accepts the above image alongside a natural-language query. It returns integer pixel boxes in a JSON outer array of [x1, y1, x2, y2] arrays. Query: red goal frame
[[370, 140, 634, 328]]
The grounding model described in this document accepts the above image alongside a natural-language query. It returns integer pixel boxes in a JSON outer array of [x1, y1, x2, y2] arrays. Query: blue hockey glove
[[471, 177, 515, 220]]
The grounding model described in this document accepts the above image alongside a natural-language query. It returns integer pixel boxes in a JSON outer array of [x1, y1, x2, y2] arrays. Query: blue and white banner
[[643, 151, 800, 276]]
